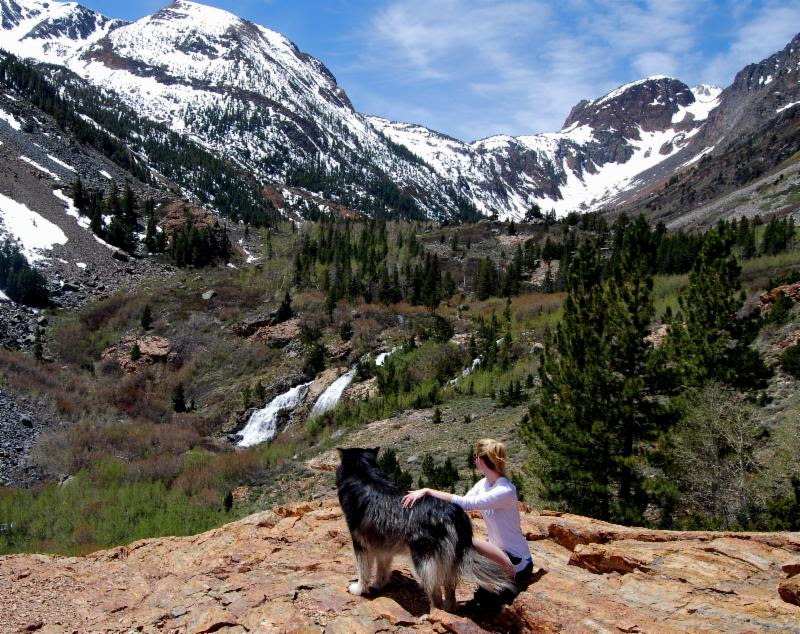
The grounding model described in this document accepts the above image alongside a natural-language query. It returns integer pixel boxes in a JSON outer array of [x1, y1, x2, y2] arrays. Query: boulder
[[342, 377, 378, 402], [779, 575, 800, 606], [101, 335, 173, 373], [249, 317, 301, 347]]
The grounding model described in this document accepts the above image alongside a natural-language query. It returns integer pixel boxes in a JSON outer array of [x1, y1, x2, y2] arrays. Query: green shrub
[[767, 291, 793, 325], [780, 345, 800, 378]]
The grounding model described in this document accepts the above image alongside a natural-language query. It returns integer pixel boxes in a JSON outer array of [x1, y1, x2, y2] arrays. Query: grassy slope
[[1, 219, 799, 555]]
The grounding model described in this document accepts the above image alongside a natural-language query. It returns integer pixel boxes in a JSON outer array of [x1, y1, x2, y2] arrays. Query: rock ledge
[[1, 500, 799, 633]]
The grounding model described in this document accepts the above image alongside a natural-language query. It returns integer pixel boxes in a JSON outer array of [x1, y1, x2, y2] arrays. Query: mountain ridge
[[1, 0, 799, 222]]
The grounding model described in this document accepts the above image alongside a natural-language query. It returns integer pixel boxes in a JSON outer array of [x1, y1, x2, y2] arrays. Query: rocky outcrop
[[760, 282, 800, 315], [342, 377, 378, 403], [100, 335, 174, 373], [1, 500, 799, 633], [249, 317, 301, 347]]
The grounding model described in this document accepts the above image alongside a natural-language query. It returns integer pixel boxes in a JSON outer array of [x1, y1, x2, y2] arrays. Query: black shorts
[[505, 551, 533, 586]]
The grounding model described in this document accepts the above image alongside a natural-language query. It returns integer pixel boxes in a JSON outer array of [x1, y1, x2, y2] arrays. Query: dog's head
[[336, 447, 380, 478]]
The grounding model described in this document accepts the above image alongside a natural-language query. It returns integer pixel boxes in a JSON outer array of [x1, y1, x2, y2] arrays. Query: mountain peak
[[562, 76, 693, 134], [149, 0, 242, 34]]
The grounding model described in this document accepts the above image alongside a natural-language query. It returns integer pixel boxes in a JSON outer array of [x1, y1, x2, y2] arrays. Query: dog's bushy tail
[[459, 549, 517, 594]]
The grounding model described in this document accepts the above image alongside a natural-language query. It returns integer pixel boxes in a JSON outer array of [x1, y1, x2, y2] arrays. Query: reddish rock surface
[[1, 501, 799, 633], [760, 281, 800, 315], [249, 318, 301, 347], [101, 335, 174, 373]]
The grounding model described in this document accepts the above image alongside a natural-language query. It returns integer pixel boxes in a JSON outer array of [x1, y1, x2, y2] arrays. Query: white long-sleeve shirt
[[451, 476, 532, 573]]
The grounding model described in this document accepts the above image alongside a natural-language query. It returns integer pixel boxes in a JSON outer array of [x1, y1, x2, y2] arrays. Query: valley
[[0, 1, 799, 630]]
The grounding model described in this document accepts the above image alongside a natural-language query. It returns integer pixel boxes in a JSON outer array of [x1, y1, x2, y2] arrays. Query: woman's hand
[[401, 488, 428, 509]]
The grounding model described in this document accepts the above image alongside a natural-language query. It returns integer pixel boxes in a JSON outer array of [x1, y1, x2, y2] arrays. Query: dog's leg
[[348, 541, 373, 596], [413, 553, 443, 609], [371, 553, 393, 592], [443, 580, 457, 612]]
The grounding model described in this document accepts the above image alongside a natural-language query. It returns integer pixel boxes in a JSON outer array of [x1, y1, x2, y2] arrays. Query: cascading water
[[375, 348, 397, 366], [237, 382, 311, 447], [308, 348, 398, 419], [309, 368, 356, 419]]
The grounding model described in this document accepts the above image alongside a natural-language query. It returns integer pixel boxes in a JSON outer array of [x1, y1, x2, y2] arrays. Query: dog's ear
[[370, 447, 380, 457]]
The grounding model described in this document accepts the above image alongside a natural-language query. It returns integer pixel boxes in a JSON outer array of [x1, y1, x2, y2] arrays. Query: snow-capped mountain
[[0, 0, 121, 64], [1, 0, 798, 221], [371, 78, 723, 216]]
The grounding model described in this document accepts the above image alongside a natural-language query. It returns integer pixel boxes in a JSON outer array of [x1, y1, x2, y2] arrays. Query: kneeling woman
[[401, 439, 533, 596]]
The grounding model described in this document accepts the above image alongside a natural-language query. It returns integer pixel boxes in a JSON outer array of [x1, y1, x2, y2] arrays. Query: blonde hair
[[475, 438, 507, 476]]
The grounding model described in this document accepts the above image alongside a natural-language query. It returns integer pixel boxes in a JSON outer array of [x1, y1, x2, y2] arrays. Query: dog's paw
[[348, 582, 365, 596], [369, 575, 390, 592]]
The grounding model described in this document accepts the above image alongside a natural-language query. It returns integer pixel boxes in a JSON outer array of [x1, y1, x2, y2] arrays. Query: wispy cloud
[[704, 2, 800, 85], [353, 0, 800, 139]]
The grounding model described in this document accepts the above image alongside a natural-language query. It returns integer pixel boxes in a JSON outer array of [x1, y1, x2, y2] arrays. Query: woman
[[401, 438, 533, 607]]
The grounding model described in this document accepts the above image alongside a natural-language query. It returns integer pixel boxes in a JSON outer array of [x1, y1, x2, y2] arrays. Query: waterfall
[[237, 382, 311, 447], [307, 348, 399, 420], [463, 356, 482, 376], [309, 368, 356, 419]]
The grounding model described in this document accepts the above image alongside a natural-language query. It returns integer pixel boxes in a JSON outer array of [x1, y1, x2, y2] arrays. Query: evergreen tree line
[[169, 221, 232, 268], [72, 178, 149, 253], [0, 241, 49, 307], [0, 52, 280, 228], [293, 220, 457, 311], [472, 212, 797, 301], [284, 156, 427, 221], [522, 215, 780, 527]]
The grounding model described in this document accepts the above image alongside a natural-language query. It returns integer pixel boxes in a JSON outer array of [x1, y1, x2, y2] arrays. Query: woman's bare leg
[[472, 538, 515, 579]]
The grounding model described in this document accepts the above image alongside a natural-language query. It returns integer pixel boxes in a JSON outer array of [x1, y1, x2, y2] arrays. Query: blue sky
[[81, 0, 800, 141]]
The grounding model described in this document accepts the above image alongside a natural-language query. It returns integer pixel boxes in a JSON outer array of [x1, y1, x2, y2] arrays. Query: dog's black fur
[[336, 447, 515, 612]]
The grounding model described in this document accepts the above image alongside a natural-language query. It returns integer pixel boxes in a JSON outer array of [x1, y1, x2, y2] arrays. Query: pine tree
[[254, 380, 266, 404], [523, 223, 669, 524], [475, 257, 497, 301], [33, 325, 43, 362], [172, 383, 187, 413], [275, 292, 293, 323], [141, 304, 153, 330], [665, 229, 769, 390]]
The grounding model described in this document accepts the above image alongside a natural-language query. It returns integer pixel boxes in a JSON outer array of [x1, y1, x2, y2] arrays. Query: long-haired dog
[[336, 447, 515, 612]]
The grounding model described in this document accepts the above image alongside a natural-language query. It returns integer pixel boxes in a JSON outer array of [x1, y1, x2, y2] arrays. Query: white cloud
[[704, 2, 800, 86], [357, 0, 800, 139]]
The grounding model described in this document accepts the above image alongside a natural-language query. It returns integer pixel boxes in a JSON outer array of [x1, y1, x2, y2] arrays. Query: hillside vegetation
[[1, 212, 799, 555]]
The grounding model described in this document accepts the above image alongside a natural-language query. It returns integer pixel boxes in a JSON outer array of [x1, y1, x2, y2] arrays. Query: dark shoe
[[461, 587, 503, 616]]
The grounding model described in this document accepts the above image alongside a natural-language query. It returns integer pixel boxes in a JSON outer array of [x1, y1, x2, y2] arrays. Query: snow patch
[[52, 187, 88, 227], [593, 76, 672, 107], [99, 170, 112, 179], [672, 85, 722, 124], [681, 145, 716, 168], [76, 262, 87, 269], [47, 154, 77, 172], [0, 108, 22, 131], [777, 101, 800, 113], [0, 192, 68, 262], [20, 156, 60, 180]]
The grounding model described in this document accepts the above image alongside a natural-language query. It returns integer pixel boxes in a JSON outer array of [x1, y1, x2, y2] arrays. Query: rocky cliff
[[1, 499, 798, 633]]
